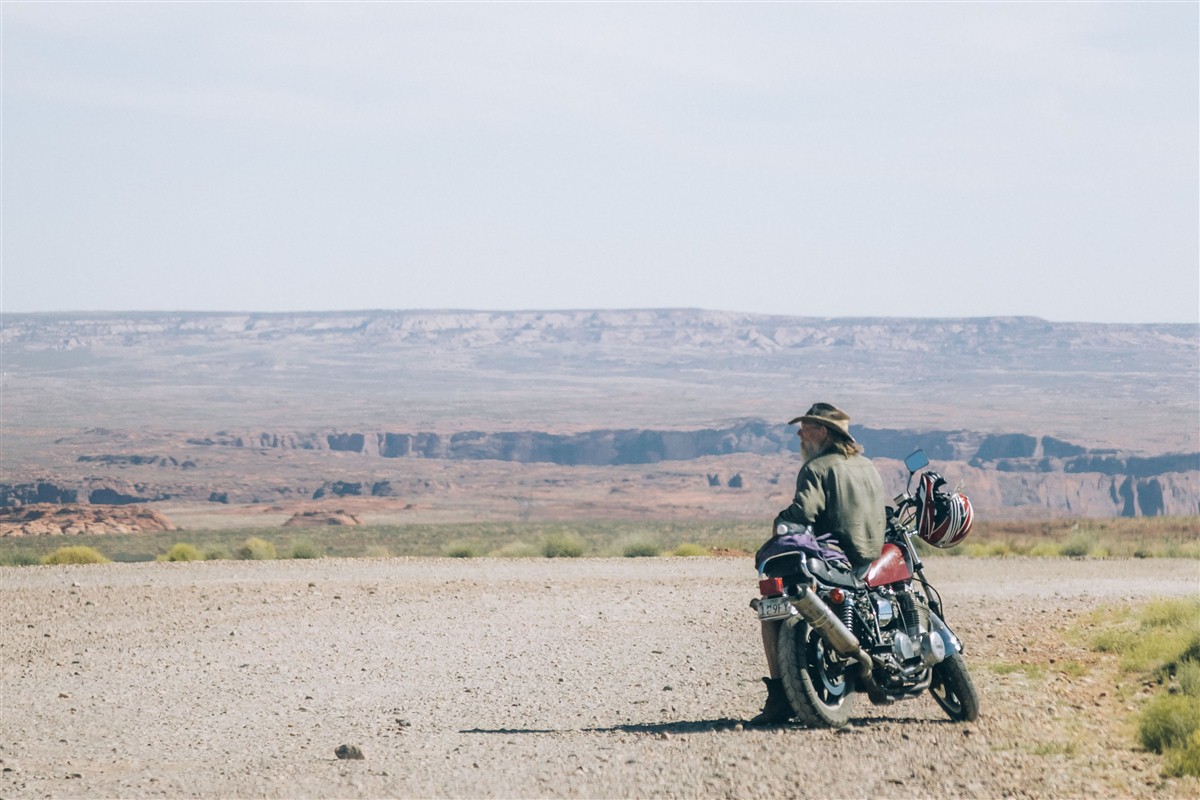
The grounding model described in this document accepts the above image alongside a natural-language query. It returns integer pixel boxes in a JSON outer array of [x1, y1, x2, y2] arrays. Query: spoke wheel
[[930, 653, 981, 722], [777, 615, 856, 728]]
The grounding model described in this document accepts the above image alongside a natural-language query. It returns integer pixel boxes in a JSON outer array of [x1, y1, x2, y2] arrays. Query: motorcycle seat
[[759, 551, 867, 590], [806, 558, 867, 590]]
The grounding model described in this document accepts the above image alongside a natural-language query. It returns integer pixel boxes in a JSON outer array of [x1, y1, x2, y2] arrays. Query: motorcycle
[[751, 449, 981, 727]]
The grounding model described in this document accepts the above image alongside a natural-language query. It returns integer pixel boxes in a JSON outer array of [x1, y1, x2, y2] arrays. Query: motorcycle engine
[[867, 588, 947, 668], [897, 590, 930, 639]]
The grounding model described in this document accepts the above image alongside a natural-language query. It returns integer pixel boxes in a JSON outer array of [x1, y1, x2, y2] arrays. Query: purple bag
[[755, 529, 849, 572]]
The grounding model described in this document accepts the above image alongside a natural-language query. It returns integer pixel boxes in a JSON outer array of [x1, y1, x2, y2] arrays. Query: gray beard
[[801, 441, 821, 462]]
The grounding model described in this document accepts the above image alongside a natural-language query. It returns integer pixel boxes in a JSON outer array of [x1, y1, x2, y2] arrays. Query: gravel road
[[2, 557, 1197, 799]]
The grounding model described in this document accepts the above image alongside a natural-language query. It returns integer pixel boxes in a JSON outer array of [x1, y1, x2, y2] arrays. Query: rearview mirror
[[904, 449, 930, 473]]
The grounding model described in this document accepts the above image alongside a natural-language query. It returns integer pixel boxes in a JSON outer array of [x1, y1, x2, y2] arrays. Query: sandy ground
[[2, 557, 1198, 799]]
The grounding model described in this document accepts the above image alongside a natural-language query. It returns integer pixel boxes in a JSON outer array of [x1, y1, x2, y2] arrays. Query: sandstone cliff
[[3, 421, 1196, 518], [3, 311, 1196, 521]]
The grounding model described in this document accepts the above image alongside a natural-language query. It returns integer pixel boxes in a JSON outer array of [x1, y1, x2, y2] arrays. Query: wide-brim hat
[[788, 402, 856, 443]]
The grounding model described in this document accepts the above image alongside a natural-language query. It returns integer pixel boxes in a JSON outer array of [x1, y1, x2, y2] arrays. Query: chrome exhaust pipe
[[791, 584, 861, 656], [791, 584, 876, 683]]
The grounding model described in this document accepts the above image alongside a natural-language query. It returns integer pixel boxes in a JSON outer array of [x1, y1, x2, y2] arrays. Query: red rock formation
[[282, 509, 363, 527], [0, 504, 176, 536]]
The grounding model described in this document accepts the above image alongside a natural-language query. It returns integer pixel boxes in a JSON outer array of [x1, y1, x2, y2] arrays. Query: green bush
[[0, 550, 41, 566], [1176, 659, 1200, 696], [1061, 529, 1100, 558], [445, 541, 481, 558], [542, 533, 585, 558], [159, 543, 203, 562], [1086, 597, 1200, 778], [363, 545, 392, 559], [1097, 627, 1198, 675], [289, 540, 320, 559], [1164, 730, 1200, 778], [1143, 598, 1200, 629], [1139, 692, 1200, 754], [41, 545, 109, 565], [1029, 542, 1062, 558], [1168, 541, 1200, 559], [236, 537, 276, 560], [672, 543, 709, 557], [623, 541, 661, 558]]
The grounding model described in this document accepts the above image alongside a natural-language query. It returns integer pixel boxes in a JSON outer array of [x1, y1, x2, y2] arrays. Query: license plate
[[758, 596, 795, 621]]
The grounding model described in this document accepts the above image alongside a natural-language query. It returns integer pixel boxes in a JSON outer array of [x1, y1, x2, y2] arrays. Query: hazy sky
[[2, 2, 1197, 323]]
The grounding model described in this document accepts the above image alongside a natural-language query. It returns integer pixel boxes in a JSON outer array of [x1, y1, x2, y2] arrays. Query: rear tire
[[777, 615, 856, 728], [930, 653, 980, 722]]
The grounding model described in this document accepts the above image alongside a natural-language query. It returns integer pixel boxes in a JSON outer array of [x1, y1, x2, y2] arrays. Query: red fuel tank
[[865, 543, 912, 587]]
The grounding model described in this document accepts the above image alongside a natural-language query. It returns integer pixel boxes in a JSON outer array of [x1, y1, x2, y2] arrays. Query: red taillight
[[759, 577, 784, 597], [829, 588, 845, 604]]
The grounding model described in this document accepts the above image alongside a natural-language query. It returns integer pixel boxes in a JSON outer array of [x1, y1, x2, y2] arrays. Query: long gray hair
[[828, 434, 864, 458]]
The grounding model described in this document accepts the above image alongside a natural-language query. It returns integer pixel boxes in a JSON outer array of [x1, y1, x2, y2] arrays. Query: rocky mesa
[[2, 310, 1196, 523]]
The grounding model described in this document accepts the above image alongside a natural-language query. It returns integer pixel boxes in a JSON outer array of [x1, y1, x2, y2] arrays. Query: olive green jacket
[[775, 449, 886, 567]]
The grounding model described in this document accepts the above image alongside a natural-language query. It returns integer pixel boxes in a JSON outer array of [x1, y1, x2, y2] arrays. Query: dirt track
[[2, 557, 1198, 799]]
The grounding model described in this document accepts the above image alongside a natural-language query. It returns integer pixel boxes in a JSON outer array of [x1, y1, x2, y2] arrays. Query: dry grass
[[1, 516, 1195, 566], [924, 516, 1200, 559], [1079, 598, 1200, 777]]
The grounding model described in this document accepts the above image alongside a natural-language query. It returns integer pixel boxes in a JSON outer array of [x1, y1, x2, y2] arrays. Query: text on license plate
[[758, 596, 795, 620]]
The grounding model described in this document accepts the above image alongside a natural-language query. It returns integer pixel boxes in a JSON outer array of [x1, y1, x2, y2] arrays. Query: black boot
[[748, 677, 792, 726]]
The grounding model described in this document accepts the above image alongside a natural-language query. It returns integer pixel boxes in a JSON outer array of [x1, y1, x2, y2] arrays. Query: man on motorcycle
[[749, 402, 887, 726]]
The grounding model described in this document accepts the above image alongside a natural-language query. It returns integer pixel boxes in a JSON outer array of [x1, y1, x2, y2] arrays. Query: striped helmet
[[916, 472, 974, 548]]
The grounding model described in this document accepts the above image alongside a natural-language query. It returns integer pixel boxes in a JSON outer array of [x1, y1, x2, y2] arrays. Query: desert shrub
[[1085, 597, 1200, 777], [1165, 540, 1200, 560], [491, 541, 540, 558], [984, 542, 1014, 557], [1029, 542, 1061, 558], [41, 545, 109, 565], [158, 542, 203, 562], [203, 545, 230, 561], [445, 541, 481, 558], [960, 542, 995, 558], [1110, 599, 1200, 674], [672, 543, 709, 557], [1139, 692, 1200, 754], [0, 550, 41, 566], [1175, 659, 1200, 696], [1060, 529, 1100, 558], [236, 537, 276, 560], [1164, 730, 1200, 778], [363, 545, 392, 559], [289, 540, 320, 559], [541, 533, 585, 558], [1098, 627, 1198, 675], [623, 541, 661, 558], [1143, 599, 1200, 629]]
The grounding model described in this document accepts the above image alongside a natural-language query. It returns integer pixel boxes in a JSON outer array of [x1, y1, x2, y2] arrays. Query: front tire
[[777, 615, 856, 728], [929, 653, 981, 722]]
